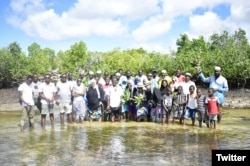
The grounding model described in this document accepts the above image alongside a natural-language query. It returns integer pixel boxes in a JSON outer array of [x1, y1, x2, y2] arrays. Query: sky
[[0, 0, 250, 54]]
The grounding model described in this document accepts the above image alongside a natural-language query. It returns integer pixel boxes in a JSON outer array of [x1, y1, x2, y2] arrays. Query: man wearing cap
[[158, 70, 172, 88], [96, 70, 105, 86], [198, 66, 228, 123], [180, 73, 196, 95], [87, 71, 95, 86]]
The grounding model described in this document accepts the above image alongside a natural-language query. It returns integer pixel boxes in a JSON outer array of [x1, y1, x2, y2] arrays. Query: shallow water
[[0, 109, 249, 166]]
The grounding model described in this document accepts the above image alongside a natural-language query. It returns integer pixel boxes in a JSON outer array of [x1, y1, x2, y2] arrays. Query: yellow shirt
[[158, 76, 172, 88]]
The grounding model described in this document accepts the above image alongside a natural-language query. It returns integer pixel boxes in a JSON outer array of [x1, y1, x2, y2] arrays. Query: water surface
[[0, 109, 249, 166]]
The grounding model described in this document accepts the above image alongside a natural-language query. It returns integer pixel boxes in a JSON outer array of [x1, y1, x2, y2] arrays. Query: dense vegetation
[[1, 29, 250, 88]]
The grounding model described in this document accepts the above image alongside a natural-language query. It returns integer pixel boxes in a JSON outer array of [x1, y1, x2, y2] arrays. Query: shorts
[[111, 106, 121, 117], [20, 106, 35, 126], [58, 102, 72, 114], [41, 103, 55, 115], [172, 105, 185, 119], [162, 106, 172, 117], [209, 114, 217, 121], [184, 107, 196, 120], [73, 100, 86, 121], [137, 107, 148, 118], [197, 110, 206, 121]]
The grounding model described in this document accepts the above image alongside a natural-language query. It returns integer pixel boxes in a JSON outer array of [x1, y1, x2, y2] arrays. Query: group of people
[[18, 66, 228, 131]]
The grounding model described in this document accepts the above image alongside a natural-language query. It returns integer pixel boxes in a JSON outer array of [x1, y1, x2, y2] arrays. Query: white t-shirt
[[39, 82, 57, 104], [56, 81, 72, 103], [32, 81, 41, 98], [18, 82, 34, 106], [180, 81, 196, 95], [187, 94, 197, 109], [108, 85, 123, 108], [73, 83, 85, 102]]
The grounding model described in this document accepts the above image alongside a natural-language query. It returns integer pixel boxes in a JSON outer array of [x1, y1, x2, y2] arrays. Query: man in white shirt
[[180, 73, 196, 95], [18, 75, 35, 132], [39, 74, 57, 129], [107, 77, 124, 122], [96, 70, 105, 86], [198, 66, 229, 123], [135, 70, 147, 85], [56, 74, 73, 125]]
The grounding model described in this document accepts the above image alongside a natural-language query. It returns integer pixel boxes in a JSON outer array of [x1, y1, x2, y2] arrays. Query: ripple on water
[[0, 109, 249, 165]]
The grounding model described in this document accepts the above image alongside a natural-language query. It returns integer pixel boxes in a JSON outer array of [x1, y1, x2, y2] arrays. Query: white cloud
[[132, 42, 168, 53], [6, 0, 250, 53], [7, 0, 160, 40], [132, 15, 171, 42], [230, 1, 250, 22], [189, 12, 224, 37]]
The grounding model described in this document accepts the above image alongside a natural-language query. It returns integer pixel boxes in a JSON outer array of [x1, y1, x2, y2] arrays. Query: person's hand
[[99, 101, 102, 106], [106, 105, 110, 111]]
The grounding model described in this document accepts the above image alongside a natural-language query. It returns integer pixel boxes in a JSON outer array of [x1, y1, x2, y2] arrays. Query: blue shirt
[[199, 73, 228, 104]]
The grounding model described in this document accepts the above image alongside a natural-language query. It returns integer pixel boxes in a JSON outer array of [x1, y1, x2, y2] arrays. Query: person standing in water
[[39, 74, 57, 129], [206, 88, 219, 129], [198, 66, 228, 123], [18, 75, 35, 132]]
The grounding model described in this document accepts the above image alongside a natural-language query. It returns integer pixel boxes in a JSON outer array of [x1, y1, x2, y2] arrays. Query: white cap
[[115, 72, 121, 77], [137, 82, 144, 88], [96, 70, 101, 74], [214, 66, 221, 71], [90, 79, 96, 84], [161, 70, 167, 74], [89, 71, 94, 75], [185, 73, 192, 77]]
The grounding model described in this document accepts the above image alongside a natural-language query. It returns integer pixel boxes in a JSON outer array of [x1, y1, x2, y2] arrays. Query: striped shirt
[[197, 95, 206, 112], [173, 93, 187, 105]]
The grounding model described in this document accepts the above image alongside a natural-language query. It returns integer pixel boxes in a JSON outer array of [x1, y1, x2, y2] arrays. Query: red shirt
[[177, 75, 186, 83], [206, 96, 219, 115]]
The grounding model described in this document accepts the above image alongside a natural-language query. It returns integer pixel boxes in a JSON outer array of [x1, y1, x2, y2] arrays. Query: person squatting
[[18, 66, 228, 131]]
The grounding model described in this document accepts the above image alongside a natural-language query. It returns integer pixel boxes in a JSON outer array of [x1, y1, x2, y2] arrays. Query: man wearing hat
[[96, 70, 105, 86], [158, 69, 172, 88], [180, 72, 196, 95], [87, 71, 95, 86], [198, 66, 229, 123]]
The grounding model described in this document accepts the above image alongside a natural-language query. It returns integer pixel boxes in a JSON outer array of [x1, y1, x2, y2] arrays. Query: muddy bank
[[1, 87, 250, 111]]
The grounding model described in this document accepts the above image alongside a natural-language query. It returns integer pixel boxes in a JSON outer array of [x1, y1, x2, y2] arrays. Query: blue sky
[[0, 0, 250, 54]]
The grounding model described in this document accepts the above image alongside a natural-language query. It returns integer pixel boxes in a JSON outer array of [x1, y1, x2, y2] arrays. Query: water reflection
[[0, 109, 249, 165]]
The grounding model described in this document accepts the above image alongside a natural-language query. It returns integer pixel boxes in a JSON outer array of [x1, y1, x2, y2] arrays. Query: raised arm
[[199, 72, 211, 83]]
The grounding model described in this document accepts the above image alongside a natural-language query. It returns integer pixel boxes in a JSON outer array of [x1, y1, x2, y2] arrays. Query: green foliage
[[1, 29, 250, 86]]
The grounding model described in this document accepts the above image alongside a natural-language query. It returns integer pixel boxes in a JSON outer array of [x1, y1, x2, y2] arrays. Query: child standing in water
[[172, 86, 187, 124], [206, 88, 219, 129], [183, 85, 197, 126], [162, 86, 173, 124], [196, 89, 207, 127]]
